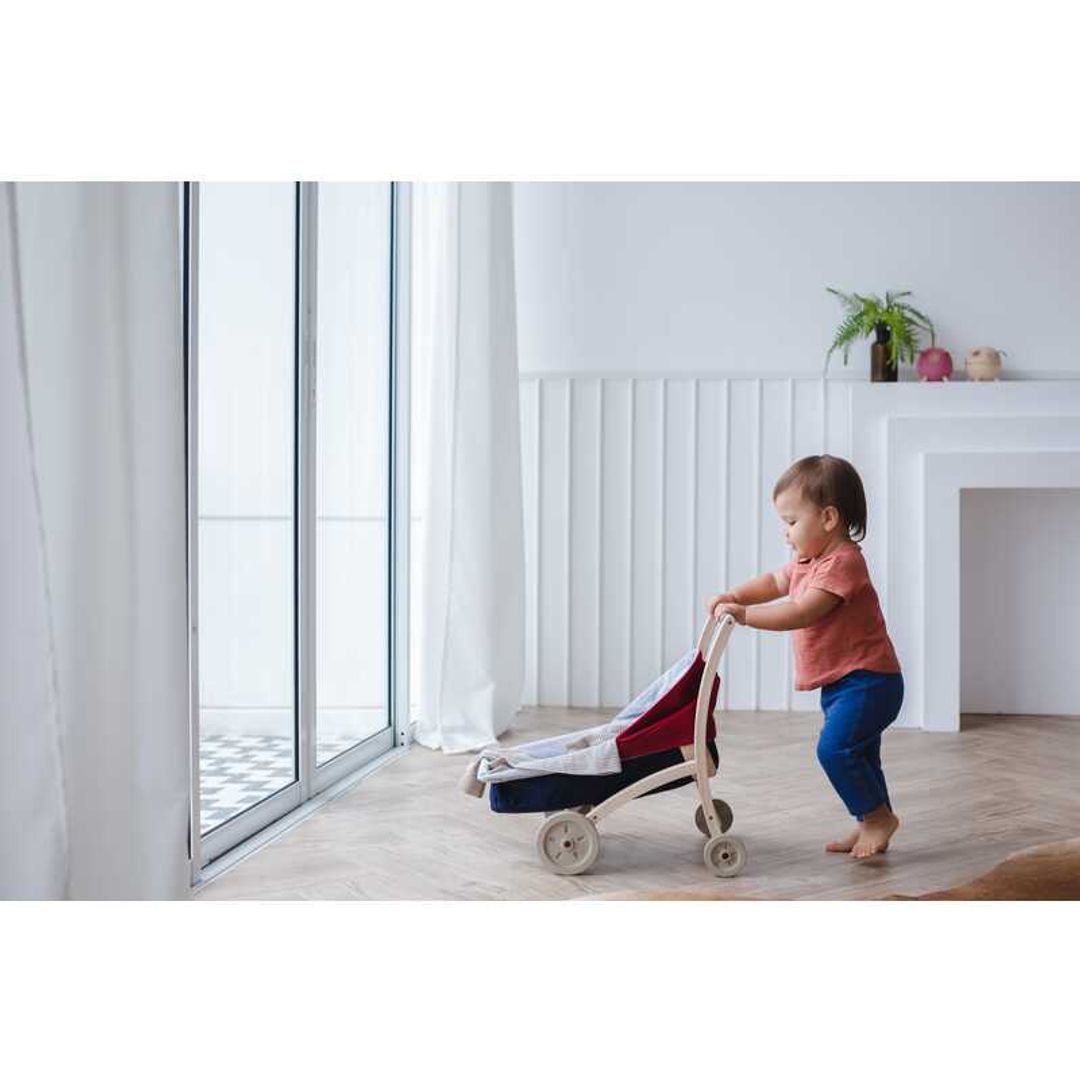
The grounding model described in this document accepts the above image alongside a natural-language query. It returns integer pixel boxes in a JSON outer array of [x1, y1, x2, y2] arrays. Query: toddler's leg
[[815, 728, 891, 824], [847, 731, 896, 858], [865, 733, 891, 813], [817, 674, 901, 857]]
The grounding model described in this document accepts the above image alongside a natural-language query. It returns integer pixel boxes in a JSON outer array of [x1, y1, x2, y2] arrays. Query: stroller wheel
[[704, 835, 747, 878], [694, 799, 734, 836], [536, 811, 600, 876]]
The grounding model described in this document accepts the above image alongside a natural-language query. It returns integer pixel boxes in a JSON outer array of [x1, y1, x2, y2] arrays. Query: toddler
[[706, 454, 903, 859]]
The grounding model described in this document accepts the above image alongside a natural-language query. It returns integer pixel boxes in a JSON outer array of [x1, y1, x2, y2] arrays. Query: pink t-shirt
[[779, 542, 900, 691]]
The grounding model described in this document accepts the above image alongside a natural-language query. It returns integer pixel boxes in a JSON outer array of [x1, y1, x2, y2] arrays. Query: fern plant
[[825, 288, 935, 370]]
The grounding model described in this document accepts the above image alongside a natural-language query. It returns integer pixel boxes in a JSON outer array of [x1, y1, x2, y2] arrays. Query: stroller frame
[[534, 613, 747, 877]]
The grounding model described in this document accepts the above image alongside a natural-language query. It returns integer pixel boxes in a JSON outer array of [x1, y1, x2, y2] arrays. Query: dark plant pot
[[870, 323, 897, 383]]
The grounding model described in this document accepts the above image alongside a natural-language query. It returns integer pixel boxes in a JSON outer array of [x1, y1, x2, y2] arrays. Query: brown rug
[[595, 838, 1080, 901], [890, 838, 1080, 900]]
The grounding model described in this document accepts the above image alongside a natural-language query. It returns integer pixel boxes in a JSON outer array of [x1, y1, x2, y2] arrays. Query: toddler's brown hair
[[773, 454, 868, 542]]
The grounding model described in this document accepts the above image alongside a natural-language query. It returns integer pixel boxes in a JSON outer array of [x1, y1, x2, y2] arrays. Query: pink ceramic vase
[[916, 347, 953, 382]]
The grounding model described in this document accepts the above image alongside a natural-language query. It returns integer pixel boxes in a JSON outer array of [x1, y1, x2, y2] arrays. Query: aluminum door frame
[[185, 181, 409, 880]]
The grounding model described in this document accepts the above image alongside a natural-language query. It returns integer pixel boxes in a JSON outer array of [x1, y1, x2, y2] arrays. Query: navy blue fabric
[[817, 669, 904, 819], [488, 742, 719, 814]]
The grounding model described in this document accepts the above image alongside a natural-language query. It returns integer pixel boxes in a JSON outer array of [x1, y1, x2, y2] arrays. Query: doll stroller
[[461, 614, 746, 877]]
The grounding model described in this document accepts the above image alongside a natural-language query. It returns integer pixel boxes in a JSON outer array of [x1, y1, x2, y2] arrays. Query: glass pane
[[315, 183, 392, 766], [197, 182, 297, 832]]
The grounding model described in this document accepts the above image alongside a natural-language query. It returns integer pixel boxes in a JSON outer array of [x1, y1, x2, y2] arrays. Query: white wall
[[514, 182, 1080, 378], [512, 182, 1080, 716], [961, 489, 1080, 717]]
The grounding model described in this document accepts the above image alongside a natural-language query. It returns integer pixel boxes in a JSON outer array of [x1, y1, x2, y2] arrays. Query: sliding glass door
[[314, 184, 393, 766], [193, 182, 298, 842], [186, 182, 408, 872]]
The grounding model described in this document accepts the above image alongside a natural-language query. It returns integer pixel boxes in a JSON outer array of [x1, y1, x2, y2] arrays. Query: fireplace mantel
[[849, 381, 1080, 730]]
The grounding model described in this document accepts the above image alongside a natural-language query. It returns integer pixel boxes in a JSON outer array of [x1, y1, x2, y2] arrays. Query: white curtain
[[1, 185, 69, 897], [412, 183, 525, 753], [0, 183, 190, 899]]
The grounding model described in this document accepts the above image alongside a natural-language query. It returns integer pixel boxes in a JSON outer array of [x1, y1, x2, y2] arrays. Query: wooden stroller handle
[[697, 612, 735, 663], [693, 614, 735, 832]]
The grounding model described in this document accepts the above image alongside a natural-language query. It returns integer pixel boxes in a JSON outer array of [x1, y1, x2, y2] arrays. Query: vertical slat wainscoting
[[663, 381, 697, 672], [568, 379, 601, 706], [630, 381, 663, 695], [599, 380, 632, 706], [696, 380, 729, 707], [520, 379, 540, 706], [723, 381, 758, 709], [519, 375, 854, 710], [537, 380, 570, 705]]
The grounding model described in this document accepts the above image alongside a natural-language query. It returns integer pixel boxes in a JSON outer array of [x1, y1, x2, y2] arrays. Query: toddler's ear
[[822, 505, 841, 532]]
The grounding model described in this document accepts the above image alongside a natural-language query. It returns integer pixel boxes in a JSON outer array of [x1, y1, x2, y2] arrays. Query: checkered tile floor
[[199, 733, 359, 833]]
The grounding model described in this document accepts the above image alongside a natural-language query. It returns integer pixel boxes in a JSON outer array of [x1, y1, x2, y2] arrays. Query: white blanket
[[462, 648, 698, 792]]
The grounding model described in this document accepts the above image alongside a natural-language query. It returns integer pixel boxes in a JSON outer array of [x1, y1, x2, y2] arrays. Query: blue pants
[[817, 670, 904, 820]]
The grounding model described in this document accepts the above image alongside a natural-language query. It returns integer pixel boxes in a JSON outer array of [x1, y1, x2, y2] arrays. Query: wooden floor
[[196, 707, 1080, 900]]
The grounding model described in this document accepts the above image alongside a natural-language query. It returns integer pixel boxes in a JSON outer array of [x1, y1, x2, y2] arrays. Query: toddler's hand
[[715, 602, 746, 625], [704, 592, 736, 616]]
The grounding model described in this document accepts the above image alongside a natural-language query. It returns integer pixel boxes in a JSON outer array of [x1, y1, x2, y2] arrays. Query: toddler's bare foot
[[825, 828, 861, 853], [852, 808, 899, 859]]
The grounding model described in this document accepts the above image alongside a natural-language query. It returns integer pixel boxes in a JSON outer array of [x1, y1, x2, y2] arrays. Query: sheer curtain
[[0, 183, 189, 899], [411, 182, 525, 753]]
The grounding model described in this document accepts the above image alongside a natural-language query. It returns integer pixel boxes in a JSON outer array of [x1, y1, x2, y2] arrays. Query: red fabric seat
[[614, 653, 719, 762]]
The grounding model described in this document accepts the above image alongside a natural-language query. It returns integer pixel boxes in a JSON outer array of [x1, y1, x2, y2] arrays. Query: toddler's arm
[[726, 587, 841, 631], [705, 570, 787, 617]]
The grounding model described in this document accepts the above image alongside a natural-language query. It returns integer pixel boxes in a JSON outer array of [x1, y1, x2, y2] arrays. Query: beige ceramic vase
[[965, 346, 1004, 381]]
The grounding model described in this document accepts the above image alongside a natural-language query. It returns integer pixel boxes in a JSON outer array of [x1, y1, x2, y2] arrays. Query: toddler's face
[[774, 486, 836, 559]]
